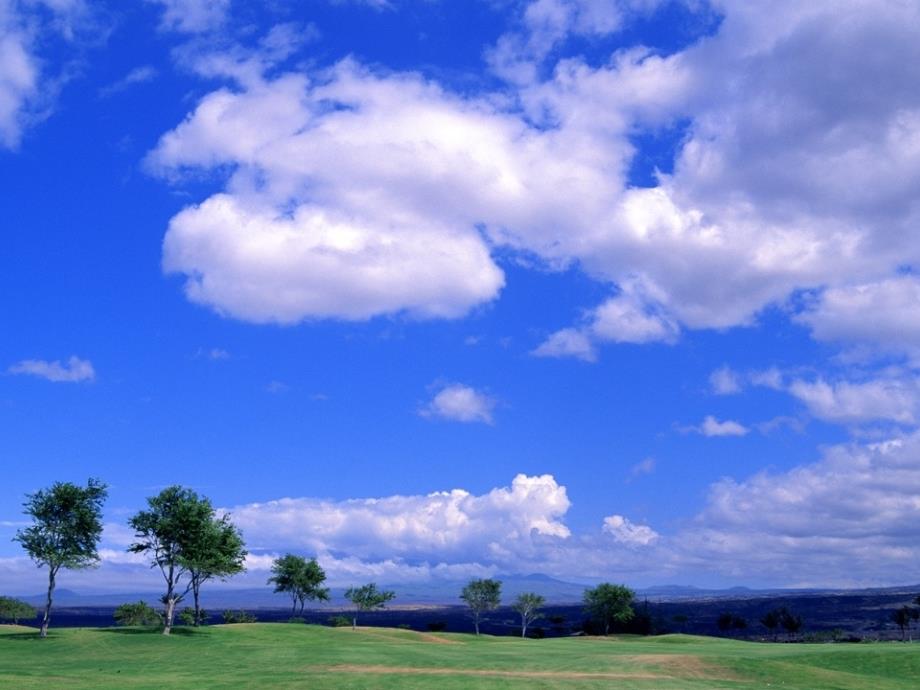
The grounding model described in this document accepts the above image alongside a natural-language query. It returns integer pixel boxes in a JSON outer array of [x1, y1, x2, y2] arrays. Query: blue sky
[[2, 0, 920, 594]]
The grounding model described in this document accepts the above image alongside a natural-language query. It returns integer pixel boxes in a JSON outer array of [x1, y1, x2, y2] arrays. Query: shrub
[[221, 610, 257, 624], [0, 597, 36, 625], [179, 607, 208, 626], [114, 601, 162, 627], [327, 615, 351, 627]]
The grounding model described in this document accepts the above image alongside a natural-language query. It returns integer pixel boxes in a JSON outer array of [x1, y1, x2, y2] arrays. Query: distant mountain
[[21, 578, 920, 610]]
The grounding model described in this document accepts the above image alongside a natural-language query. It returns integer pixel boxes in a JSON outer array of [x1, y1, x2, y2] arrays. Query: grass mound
[[1, 624, 918, 689]]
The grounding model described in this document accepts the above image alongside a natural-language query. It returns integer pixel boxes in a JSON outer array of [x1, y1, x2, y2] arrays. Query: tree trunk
[[192, 581, 202, 627], [291, 596, 297, 617], [604, 621, 610, 636], [162, 565, 177, 635], [474, 617, 480, 636], [40, 567, 57, 639], [352, 616, 357, 631], [163, 595, 177, 635], [521, 617, 527, 638]]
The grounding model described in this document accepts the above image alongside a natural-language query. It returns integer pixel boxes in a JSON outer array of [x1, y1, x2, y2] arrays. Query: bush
[[327, 615, 351, 627], [221, 610, 257, 624], [0, 597, 36, 625], [426, 621, 447, 632], [397, 623, 411, 630], [178, 607, 209, 626], [114, 601, 162, 627]]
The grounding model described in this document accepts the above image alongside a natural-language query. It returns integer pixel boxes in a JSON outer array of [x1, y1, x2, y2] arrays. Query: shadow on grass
[[94, 627, 206, 637]]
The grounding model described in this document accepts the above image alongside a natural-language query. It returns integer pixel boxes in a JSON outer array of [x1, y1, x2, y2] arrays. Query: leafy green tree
[[15, 478, 107, 638], [128, 486, 214, 634], [113, 601, 162, 627], [0, 596, 36, 625], [760, 609, 781, 641], [511, 592, 545, 638], [186, 514, 247, 626], [779, 608, 803, 638], [460, 578, 502, 635], [267, 554, 330, 616], [894, 606, 914, 641], [344, 583, 395, 630], [583, 583, 634, 636]]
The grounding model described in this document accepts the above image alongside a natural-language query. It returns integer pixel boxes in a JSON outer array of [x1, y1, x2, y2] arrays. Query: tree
[[114, 601, 162, 627], [267, 554, 330, 616], [128, 486, 215, 634], [583, 583, 634, 636], [460, 578, 502, 636], [511, 592, 545, 638], [344, 583, 395, 630], [15, 478, 107, 638], [779, 608, 803, 639], [760, 609, 781, 641], [894, 606, 914, 642], [185, 514, 247, 626], [0, 596, 36, 625]]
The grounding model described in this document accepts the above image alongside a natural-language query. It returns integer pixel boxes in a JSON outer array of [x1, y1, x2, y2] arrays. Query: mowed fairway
[[1, 624, 918, 689]]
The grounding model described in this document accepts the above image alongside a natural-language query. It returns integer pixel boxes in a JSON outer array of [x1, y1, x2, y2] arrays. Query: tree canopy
[[15, 478, 107, 638], [511, 592, 545, 638], [267, 554, 329, 616], [460, 578, 502, 635], [129, 486, 242, 634], [344, 583, 395, 629], [582, 583, 634, 636]]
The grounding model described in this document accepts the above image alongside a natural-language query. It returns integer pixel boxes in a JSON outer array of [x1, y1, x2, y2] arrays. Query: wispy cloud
[[8, 356, 95, 383]]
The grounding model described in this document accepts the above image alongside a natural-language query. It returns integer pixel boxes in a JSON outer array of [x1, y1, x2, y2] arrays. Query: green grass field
[[1, 623, 917, 689]]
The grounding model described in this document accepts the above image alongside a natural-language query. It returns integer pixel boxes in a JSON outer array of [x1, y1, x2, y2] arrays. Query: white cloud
[[710, 366, 742, 395], [0, 0, 39, 147], [696, 415, 749, 437], [675, 433, 920, 585], [603, 514, 659, 546], [98, 65, 157, 97], [0, 0, 93, 148], [8, 355, 95, 383], [628, 456, 656, 479], [140, 1, 920, 370], [420, 383, 496, 424], [532, 327, 596, 362], [787, 376, 920, 425], [799, 276, 920, 359], [230, 473, 571, 561], [147, 0, 229, 33]]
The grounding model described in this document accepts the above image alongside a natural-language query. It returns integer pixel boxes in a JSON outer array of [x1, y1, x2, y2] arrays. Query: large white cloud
[[676, 433, 920, 586], [151, 1, 920, 356]]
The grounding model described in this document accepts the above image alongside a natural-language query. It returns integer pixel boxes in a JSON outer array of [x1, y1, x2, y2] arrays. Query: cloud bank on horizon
[[3, 0, 920, 593]]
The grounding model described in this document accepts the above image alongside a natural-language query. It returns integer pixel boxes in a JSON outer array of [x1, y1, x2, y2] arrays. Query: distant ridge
[[19, 578, 920, 609]]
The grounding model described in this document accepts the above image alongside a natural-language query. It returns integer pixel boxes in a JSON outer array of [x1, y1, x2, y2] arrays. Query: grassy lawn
[[1, 623, 918, 689]]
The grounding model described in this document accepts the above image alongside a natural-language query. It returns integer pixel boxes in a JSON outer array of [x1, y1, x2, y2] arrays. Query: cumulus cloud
[[8, 355, 95, 383], [675, 433, 920, 585], [603, 514, 659, 546], [694, 415, 749, 437], [147, 0, 229, 33], [230, 473, 570, 561], [798, 276, 920, 360], [420, 383, 497, 424], [787, 376, 920, 425], [147, 1, 920, 362], [710, 366, 742, 395]]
